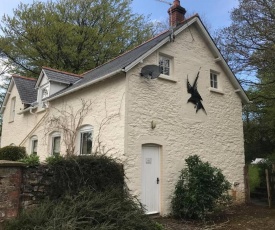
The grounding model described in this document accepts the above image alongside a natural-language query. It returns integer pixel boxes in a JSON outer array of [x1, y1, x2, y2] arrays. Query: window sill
[[8, 120, 14, 123], [209, 88, 224, 95], [158, 74, 177, 83]]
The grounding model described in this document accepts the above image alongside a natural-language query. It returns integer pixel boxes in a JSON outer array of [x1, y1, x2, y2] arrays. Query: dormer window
[[42, 88, 49, 99]]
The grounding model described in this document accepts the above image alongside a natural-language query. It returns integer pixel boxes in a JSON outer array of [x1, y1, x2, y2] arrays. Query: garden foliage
[[171, 155, 231, 220], [19, 153, 40, 167], [0, 146, 27, 161], [46, 155, 125, 199], [4, 189, 163, 230]]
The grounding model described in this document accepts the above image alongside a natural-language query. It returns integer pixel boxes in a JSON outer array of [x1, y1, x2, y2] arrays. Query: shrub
[[46, 155, 124, 199], [4, 189, 163, 230], [45, 154, 63, 165], [171, 155, 231, 220], [0, 146, 27, 161], [19, 154, 40, 167], [248, 165, 261, 192]]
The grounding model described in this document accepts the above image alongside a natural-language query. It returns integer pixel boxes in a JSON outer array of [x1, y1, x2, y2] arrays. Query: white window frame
[[159, 55, 172, 76], [51, 132, 61, 156], [9, 97, 16, 122], [38, 84, 50, 107], [210, 71, 218, 89], [42, 87, 49, 99], [78, 125, 93, 155], [30, 136, 38, 155]]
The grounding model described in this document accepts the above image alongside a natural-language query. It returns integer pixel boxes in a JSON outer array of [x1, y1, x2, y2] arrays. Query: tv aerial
[[140, 65, 161, 79], [155, 0, 175, 41]]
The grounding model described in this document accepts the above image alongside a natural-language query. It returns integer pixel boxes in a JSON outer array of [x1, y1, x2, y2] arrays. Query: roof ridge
[[42, 66, 82, 78], [12, 74, 37, 81], [81, 29, 170, 76]]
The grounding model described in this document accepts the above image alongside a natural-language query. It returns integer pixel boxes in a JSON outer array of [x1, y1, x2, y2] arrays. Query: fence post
[[244, 165, 250, 203], [265, 169, 272, 208]]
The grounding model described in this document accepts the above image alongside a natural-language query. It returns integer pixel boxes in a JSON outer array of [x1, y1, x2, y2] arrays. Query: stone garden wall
[[0, 161, 23, 224], [0, 161, 50, 224]]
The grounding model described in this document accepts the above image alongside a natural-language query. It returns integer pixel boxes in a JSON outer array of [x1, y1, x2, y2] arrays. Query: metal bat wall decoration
[[187, 70, 207, 114]]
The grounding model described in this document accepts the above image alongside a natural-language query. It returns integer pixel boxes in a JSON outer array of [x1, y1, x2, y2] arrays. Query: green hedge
[[0, 146, 27, 161], [46, 155, 124, 199]]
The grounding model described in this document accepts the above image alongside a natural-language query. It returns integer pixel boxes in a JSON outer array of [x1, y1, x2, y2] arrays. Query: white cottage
[[1, 0, 249, 215]]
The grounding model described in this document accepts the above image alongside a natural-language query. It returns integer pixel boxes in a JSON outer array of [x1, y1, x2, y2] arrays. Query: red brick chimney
[[168, 0, 186, 27]]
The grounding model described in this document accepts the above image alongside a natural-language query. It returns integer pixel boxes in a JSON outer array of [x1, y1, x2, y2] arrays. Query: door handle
[[157, 177, 159, 184]]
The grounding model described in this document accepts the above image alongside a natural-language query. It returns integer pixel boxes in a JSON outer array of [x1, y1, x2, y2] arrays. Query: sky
[[0, 0, 239, 33]]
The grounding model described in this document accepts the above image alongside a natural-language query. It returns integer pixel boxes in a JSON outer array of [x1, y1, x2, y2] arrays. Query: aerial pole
[[155, 0, 175, 41]]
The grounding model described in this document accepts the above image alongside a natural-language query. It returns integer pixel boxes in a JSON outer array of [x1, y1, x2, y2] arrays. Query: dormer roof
[[35, 67, 82, 88], [13, 75, 37, 105]]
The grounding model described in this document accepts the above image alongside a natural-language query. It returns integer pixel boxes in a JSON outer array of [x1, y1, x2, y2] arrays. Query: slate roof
[[46, 16, 199, 101], [42, 67, 82, 85], [13, 75, 37, 105], [47, 25, 185, 99]]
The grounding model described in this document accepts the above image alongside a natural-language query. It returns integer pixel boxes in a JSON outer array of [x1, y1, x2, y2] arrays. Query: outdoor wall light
[[151, 120, 156, 129]]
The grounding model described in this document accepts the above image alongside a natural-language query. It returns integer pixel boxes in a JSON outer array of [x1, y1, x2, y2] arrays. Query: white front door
[[142, 145, 160, 214]]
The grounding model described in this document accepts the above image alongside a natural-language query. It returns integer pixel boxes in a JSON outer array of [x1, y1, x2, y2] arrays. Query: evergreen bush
[[19, 154, 40, 167], [46, 155, 124, 199], [0, 146, 27, 161], [4, 189, 163, 230], [171, 155, 231, 220]]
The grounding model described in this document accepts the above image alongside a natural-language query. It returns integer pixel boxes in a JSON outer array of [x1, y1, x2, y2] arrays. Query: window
[[79, 126, 93, 155], [51, 132, 61, 156], [9, 97, 16, 122], [42, 88, 49, 99], [210, 72, 218, 88], [159, 55, 171, 76], [30, 136, 38, 155]]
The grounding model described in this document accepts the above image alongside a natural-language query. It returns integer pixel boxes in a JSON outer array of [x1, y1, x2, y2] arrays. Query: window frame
[[30, 136, 38, 155], [79, 126, 93, 155], [159, 55, 172, 77], [9, 97, 16, 122], [42, 88, 49, 99], [210, 71, 218, 89], [51, 132, 61, 156]]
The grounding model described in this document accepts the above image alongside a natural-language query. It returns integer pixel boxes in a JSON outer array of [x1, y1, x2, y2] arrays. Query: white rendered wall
[[32, 74, 126, 161], [2, 74, 126, 162], [125, 24, 245, 215]]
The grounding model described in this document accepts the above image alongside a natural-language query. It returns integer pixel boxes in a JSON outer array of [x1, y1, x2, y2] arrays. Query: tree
[[0, 0, 156, 77], [215, 0, 275, 162], [215, 0, 275, 85], [243, 80, 275, 162], [0, 59, 12, 135]]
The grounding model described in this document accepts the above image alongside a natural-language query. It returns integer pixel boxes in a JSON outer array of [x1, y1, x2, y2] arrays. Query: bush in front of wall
[[19, 154, 40, 167], [0, 146, 27, 161], [45, 154, 64, 165], [4, 189, 163, 230], [171, 155, 231, 220], [46, 155, 125, 199]]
